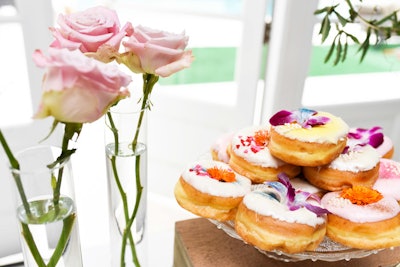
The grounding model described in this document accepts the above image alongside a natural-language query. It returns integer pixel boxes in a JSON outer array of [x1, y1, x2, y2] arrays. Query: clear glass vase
[[105, 102, 148, 267], [10, 145, 83, 267]]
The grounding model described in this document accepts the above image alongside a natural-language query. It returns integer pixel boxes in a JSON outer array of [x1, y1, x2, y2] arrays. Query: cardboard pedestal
[[174, 218, 400, 267]]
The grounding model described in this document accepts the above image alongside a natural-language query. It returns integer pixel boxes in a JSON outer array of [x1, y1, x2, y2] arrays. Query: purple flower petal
[[267, 173, 330, 217], [304, 203, 330, 216], [277, 173, 295, 202], [269, 108, 330, 128], [348, 132, 362, 139], [306, 116, 330, 127], [347, 126, 384, 148], [369, 133, 384, 148], [269, 110, 294, 126], [369, 126, 382, 134]]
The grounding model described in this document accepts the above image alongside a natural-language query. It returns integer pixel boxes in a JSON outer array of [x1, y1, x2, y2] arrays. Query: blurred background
[[1, 0, 400, 266]]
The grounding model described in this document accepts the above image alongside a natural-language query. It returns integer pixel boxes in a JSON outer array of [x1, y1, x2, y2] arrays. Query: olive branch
[[315, 0, 400, 65]]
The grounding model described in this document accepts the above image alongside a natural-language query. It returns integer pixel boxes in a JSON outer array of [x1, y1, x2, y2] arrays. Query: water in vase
[[105, 141, 147, 244], [17, 196, 82, 267]]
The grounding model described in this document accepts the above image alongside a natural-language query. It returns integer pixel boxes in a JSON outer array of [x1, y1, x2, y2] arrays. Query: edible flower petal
[[189, 164, 236, 182], [254, 130, 269, 147], [369, 132, 384, 148], [340, 185, 383, 205], [268, 110, 294, 126], [347, 127, 384, 148], [269, 108, 330, 129], [237, 129, 268, 154], [266, 173, 329, 216], [206, 167, 236, 182]]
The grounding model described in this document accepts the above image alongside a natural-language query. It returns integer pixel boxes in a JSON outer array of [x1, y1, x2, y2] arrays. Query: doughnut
[[373, 158, 400, 201], [347, 126, 394, 159], [303, 144, 380, 191], [321, 186, 400, 250], [268, 108, 349, 167], [235, 173, 328, 254], [174, 160, 251, 221], [210, 132, 234, 163], [227, 126, 301, 183]]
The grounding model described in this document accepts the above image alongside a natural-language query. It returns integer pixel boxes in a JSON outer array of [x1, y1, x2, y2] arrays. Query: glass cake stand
[[208, 219, 385, 262]]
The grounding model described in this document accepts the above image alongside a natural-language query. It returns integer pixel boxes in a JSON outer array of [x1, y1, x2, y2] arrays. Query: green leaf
[[314, 6, 331, 15], [47, 149, 76, 169], [342, 41, 348, 62], [39, 120, 59, 143], [334, 11, 348, 26], [358, 29, 371, 63], [334, 37, 342, 65], [320, 15, 331, 43], [347, 33, 360, 44], [324, 36, 336, 63]]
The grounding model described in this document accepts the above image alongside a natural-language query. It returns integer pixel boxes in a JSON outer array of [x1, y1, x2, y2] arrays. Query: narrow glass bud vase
[[10, 145, 83, 267], [105, 102, 148, 267]]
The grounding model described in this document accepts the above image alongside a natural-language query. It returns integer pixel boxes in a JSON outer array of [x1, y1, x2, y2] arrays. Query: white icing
[[329, 145, 380, 172], [231, 126, 285, 168], [182, 160, 251, 197], [243, 188, 325, 227], [321, 191, 400, 223], [273, 111, 349, 144], [290, 177, 322, 195]]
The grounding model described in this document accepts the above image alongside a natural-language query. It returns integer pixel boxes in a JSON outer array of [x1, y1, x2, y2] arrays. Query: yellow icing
[[273, 111, 349, 144]]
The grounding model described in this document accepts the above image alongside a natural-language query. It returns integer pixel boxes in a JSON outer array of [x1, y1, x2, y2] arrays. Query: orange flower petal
[[341, 185, 383, 205], [254, 130, 269, 147], [206, 167, 236, 182]]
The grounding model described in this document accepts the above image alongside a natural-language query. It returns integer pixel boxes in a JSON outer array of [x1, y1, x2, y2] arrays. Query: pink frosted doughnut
[[210, 132, 234, 163], [373, 158, 400, 201], [321, 187, 400, 249]]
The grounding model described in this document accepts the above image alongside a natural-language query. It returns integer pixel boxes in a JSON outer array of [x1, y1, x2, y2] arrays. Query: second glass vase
[[105, 103, 148, 267]]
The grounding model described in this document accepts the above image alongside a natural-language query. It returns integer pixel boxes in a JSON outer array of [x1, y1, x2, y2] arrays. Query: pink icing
[[373, 158, 400, 200], [321, 191, 400, 223], [376, 136, 394, 157], [211, 132, 234, 163]]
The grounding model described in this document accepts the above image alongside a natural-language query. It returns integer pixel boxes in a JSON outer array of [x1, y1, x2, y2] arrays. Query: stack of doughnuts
[[174, 107, 400, 254]]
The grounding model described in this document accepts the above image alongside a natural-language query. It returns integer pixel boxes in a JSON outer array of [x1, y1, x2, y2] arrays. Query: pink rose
[[33, 48, 131, 123], [50, 6, 133, 53], [121, 25, 194, 77]]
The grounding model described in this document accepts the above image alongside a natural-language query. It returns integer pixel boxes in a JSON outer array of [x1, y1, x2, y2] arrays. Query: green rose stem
[[122, 73, 158, 267], [0, 130, 30, 216], [52, 122, 82, 212], [106, 112, 137, 266], [107, 73, 158, 267]]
